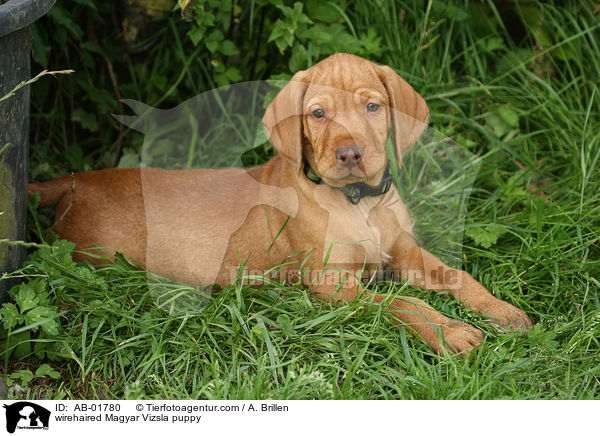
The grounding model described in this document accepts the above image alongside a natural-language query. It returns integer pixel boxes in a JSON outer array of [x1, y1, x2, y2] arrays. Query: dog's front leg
[[307, 266, 484, 355], [389, 235, 533, 330], [372, 208, 533, 331]]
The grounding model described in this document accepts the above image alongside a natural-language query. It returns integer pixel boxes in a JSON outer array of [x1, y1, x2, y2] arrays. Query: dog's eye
[[367, 103, 380, 112], [312, 109, 326, 119]]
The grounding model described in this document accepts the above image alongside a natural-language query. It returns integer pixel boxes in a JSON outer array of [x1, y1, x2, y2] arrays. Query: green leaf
[[74, 266, 109, 291], [289, 2, 311, 26], [495, 106, 519, 127], [225, 67, 242, 82], [306, 0, 339, 23], [205, 40, 219, 53], [251, 323, 266, 337], [485, 106, 519, 138], [35, 363, 61, 379], [466, 224, 508, 249], [71, 108, 99, 132], [0, 303, 23, 330], [289, 43, 308, 72], [28, 191, 41, 210], [485, 113, 506, 138], [220, 40, 239, 56], [187, 27, 204, 46], [9, 370, 34, 387], [49, 7, 84, 41], [81, 41, 102, 53], [269, 19, 295, 53], [446, 5, 469, 21], [14, 285, 39, 313], [520, 5, 552, 48], [8, 331, 32, 360], [555, 46, 576, 62], [33, 338, 57, 360], [484, 37, 505, 53], [118, 153, 141, 168], [24, 306, 60, 336], [359, 28, 384, 57], [277, 314, 293, 336], [30, 279, 50, 304], [253, 124, 268, 148], [205, 29, 224, 52], [527, 324, 559, 350]]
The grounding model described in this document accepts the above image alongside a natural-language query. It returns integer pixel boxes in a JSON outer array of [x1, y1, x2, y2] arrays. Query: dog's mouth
[[324, 165, 367, 182]]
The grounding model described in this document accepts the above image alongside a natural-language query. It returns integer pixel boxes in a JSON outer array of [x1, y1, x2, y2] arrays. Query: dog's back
[[28, 162, 299, 285], [29, 168, 147, 265]]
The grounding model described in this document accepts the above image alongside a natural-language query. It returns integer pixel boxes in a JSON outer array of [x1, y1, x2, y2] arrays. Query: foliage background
[[0, 0, 598, 399], [29, 0, 581, 176]]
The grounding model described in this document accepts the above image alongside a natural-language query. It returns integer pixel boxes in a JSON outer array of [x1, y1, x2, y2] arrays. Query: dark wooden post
[[0, 0, 56, 300]]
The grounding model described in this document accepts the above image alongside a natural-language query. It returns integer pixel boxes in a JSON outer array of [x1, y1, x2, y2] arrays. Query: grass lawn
[[1, 1, 599, 399]]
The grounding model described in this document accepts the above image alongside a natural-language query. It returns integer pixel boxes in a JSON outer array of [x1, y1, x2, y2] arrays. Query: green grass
[[1, 0, 599, 399]]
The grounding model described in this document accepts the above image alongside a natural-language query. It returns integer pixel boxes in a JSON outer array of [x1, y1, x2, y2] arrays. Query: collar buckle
[[303, 159, 393, 205]]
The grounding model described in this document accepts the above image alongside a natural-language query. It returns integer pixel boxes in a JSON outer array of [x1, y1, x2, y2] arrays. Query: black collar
[[302, 159, 393, 205]]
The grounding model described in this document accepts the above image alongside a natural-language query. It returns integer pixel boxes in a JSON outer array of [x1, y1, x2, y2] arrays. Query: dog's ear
[[262, 71, 309, 168], [377, 65, 429, 165]]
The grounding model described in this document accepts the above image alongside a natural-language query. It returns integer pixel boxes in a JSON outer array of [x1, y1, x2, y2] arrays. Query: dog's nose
[[335, 145, 363, 168]]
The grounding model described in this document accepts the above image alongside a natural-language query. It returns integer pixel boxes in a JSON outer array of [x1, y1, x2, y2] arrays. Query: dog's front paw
[[481, 300, 533, 331], [431, 320, 484, 356]]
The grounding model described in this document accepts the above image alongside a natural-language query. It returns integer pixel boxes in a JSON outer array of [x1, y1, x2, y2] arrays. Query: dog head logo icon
[[3, 402, 51, 433]]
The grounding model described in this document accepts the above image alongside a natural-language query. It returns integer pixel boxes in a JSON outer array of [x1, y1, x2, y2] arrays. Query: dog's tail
[[28, 175, 73, 207]]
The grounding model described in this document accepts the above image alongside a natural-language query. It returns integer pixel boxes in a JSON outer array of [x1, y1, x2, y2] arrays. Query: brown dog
[[29, 54, 532, 354]]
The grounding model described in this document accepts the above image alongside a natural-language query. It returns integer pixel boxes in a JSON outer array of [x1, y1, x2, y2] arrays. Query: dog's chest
[[313, 188, 385, 264]]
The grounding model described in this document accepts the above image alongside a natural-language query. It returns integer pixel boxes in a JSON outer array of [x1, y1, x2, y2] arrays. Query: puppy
[[29, 53, 532, 354]]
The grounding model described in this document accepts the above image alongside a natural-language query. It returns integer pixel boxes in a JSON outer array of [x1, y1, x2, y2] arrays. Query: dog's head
[[263, 53, 429, 188]]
